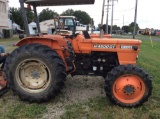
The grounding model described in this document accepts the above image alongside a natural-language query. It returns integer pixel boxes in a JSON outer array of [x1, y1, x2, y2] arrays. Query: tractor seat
[[82, 31, 91, 39]]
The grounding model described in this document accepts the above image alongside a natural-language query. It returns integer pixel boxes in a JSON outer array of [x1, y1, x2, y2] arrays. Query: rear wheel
[[4, 44, 66, 102], [105, 64, 152, 107]]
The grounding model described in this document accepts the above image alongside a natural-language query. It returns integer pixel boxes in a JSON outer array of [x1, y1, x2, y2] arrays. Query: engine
[[72, 52, 119, 77]]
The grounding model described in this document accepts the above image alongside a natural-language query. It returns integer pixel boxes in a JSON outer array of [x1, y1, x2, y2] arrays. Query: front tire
[[105, 64, 152, 107], [4, 44, 66, 102]]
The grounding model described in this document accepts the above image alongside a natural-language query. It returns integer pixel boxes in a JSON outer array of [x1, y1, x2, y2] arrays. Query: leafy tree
[[112, 25, 120, 30], [26, 9, 34, 24], [10, 7, 22, 28], [122, 25, 130, 33], [39, 8, 59, 22], [61, 9, 92, 24], [10, 7, 34, 29], [129, 22, 139, 33], [73, 10, 91, 24], [102, 24, 110, 33], [61, 9, 74, 16]]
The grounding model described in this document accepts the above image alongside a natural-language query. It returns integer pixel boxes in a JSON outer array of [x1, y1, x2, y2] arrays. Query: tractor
[[1, 0, 152, 107]]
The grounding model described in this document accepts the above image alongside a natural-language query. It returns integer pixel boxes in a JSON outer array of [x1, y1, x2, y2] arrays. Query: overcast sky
[[9, 0, 160, 29]]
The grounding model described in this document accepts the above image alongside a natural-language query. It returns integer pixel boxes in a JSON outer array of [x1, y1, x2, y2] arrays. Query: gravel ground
[[42, 75, 105, 119]]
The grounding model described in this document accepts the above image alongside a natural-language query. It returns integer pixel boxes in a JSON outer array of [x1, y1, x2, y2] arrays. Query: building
[[138, 28, 156, 35], [0, 0, 8, 38], [138, 29, 145, 34]]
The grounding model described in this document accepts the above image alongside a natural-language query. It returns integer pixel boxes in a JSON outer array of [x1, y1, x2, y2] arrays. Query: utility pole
[[91, 18, 94, 34], [100, 0, 106, 38], [133, 0, 138, 39], [122, 14, 124, 31], [123, 15, 124, 28], [110, 0, 118, 35], [110, 0, 114, 35], [105, 0, 109, 34]]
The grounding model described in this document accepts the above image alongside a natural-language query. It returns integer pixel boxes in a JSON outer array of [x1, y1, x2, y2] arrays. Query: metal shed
[[19, 0, 95, 36]]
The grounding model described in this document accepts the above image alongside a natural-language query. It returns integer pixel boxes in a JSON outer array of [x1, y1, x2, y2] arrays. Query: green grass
[[6, 103, 47, 118], [0, 37, 19, 52], [0, 37, 19, 43], [0, 96, 47, 119]]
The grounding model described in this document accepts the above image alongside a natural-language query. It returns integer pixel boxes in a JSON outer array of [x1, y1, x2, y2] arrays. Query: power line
[[115, 7, 135, 12]]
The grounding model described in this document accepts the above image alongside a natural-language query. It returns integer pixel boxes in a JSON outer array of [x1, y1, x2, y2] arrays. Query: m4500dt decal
[[93, 44, 116, 49]]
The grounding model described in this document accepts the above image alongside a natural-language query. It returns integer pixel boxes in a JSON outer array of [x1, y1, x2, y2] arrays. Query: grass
[[0, 35, 160, 119], [0, 37, 19, 42], [0, 93, 47, 118], [0, 36, 19, 52], [6, 103, 47, 118]]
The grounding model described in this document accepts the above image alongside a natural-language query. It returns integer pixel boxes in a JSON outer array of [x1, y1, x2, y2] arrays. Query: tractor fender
[[15, 37, 70, 71], [15, 37, 63, 50]]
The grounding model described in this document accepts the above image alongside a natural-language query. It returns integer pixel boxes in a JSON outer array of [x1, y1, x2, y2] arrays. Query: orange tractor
[[2, 0, 152, 107]]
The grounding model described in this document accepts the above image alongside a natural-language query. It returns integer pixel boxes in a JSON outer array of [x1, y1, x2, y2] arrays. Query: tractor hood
[[90, 38, 142, 65], [91, 38, 142, 54], [91, 38, 142, 45]]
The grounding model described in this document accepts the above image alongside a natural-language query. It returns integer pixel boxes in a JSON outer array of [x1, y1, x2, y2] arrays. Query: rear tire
[[105, 64, 152, 107], [4, 44, 66, 102]]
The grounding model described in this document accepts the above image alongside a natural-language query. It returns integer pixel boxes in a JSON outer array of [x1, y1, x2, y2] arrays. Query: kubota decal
[[93, 44, 116, 49], [120, 46, 133, 49]]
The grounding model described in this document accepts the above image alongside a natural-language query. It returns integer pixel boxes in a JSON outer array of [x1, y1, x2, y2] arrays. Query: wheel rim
[[16, 59, 51, 94], [113, 74, 145, 104]]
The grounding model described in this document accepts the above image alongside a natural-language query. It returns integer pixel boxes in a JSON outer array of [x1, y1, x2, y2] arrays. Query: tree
[[112, 25, 120, 30], [10, 7, 23, 28], [39, 8, 59, 22], [73, 10, 91, 24], [61, 9, 74, 16], [26, 9, 34, 24], [122, 25, 130, 33], [10, 7, 34, 29], [102, 24, 110, 33], [129, 22, 139, 33], [61, 9, 92, 25]]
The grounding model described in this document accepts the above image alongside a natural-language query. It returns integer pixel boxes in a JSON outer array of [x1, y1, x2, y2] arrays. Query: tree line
[[10, 8, 92, 30], [100, 22, 139, 34], [122, 22, 139, 34], [10, 7, 139, 33]]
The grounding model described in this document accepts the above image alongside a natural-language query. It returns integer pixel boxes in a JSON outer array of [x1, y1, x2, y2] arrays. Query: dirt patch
[[42, 75, 105, 119]]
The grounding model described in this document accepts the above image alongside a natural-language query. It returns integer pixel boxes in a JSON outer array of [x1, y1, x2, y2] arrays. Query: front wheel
[[105, 64, 152, 107]]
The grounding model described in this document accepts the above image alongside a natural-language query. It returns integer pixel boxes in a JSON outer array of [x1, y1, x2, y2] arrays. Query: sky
[[8, 0, 160, 29]]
